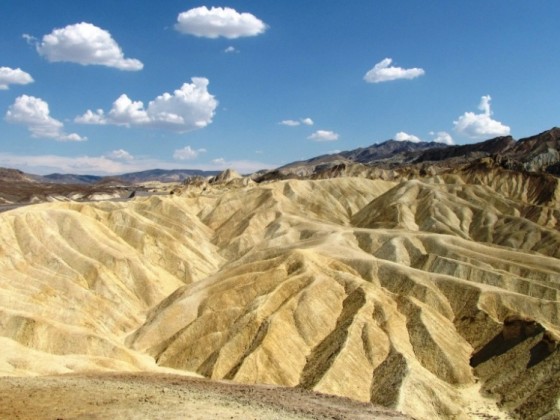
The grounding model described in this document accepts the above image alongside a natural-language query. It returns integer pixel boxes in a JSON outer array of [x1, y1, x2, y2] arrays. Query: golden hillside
[[0, 170, 559, 419]]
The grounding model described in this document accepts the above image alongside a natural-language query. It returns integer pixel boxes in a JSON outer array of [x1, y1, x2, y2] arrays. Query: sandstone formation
[[1, 158, 559, 418]]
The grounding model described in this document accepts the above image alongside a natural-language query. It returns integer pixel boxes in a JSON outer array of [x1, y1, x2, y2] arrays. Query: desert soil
[[0, 372, 409, 419]]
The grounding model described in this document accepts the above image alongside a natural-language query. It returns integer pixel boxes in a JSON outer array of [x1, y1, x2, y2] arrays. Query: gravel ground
[[0, 372, 410, 419]]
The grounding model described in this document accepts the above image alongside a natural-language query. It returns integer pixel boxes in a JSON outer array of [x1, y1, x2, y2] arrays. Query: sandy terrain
[[0, 372, 408, 419]]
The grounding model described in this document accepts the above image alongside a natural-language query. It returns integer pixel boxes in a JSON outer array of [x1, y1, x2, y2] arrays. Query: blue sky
[[0, 1, 558, 175]]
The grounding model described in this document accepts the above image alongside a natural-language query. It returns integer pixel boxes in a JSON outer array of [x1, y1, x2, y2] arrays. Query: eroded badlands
[[1, 169, 559, 419]]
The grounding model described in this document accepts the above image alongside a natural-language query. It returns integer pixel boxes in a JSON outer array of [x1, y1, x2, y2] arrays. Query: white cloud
[[173, 146, 207, 160], [35, 22, 143, 71], [0, 153, 130, 174], [224, 46, 238, 53], [107, 149, 133, 161], [308, 130, 339, 142], [280, 119, 300, 126], [364, 58, 425, 83], [394, 131, 421, 143], [0, 67, 34, 90], [208, 157, 273, 173], [280, 117, 314, 127], [74, 109, 107, 125], [175, 6, 267, 39], [430, 131, 454, 145], [5, 95, 86, 141], [212, 157, 226, 165], [453, 95, 510, 139], [108, 94, 150, 125], [22, 34, 36, 45], [76, 78, 218, 132], [394, 130, 454, 145]]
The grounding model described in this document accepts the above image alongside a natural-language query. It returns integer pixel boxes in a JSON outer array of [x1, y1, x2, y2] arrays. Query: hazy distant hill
[[0, 168, 41, 183], [36, 169, 222, 184], [115, 169, 221, 183], [43, 173, 103, 184]]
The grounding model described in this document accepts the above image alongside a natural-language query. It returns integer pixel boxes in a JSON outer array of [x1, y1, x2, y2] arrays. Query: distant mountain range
[[271, 127, 560, 178], [43, 169, 223, 184], [0, 168, 222, 185], [1, 127, 559, 185]]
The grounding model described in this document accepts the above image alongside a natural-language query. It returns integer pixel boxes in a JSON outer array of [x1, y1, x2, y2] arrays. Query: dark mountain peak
[[505, 127, 560, 173], [341, 139, 444, 164], [515, 127, 560, 147], [415, 135, 515, 163]]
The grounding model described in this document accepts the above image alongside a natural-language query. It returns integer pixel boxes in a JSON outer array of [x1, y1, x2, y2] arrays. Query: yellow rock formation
[[0, 173, 558, 418]]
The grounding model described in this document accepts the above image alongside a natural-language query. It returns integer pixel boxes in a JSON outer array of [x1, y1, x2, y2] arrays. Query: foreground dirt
[[0, 372, 408, 419]]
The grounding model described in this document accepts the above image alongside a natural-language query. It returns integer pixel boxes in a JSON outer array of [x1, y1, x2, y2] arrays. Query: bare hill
[[0, 165, 559, 418], [262, 127, 560, 181]]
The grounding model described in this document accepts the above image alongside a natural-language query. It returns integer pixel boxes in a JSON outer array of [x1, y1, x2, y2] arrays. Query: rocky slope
[[269, 127, 560, 180], [1, 163, 559, 418], [502, 127, 560, 173]]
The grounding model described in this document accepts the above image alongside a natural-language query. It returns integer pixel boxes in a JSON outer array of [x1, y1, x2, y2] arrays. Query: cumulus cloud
[[224, 46, 238, 53], [364, 58, 425, 83], [173, 146, 207, 160], [280, 119, 301, 127], [453, 95, 510, 139], [74, 109, 107, 125], [0, 67, 34, 89], [107, 149, 133, 161], [395, 131, 421, 143], [308, 130, 339, 141], [76, 78, 218, 132], [280, 117, 314, 127], [5, 95, 86, 141], [35, 22, 143, 71], [394, 131, 454, 145], [107, 94, 150, 125], [175, 6, 267, 39], [430, 131, 454, 145]]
